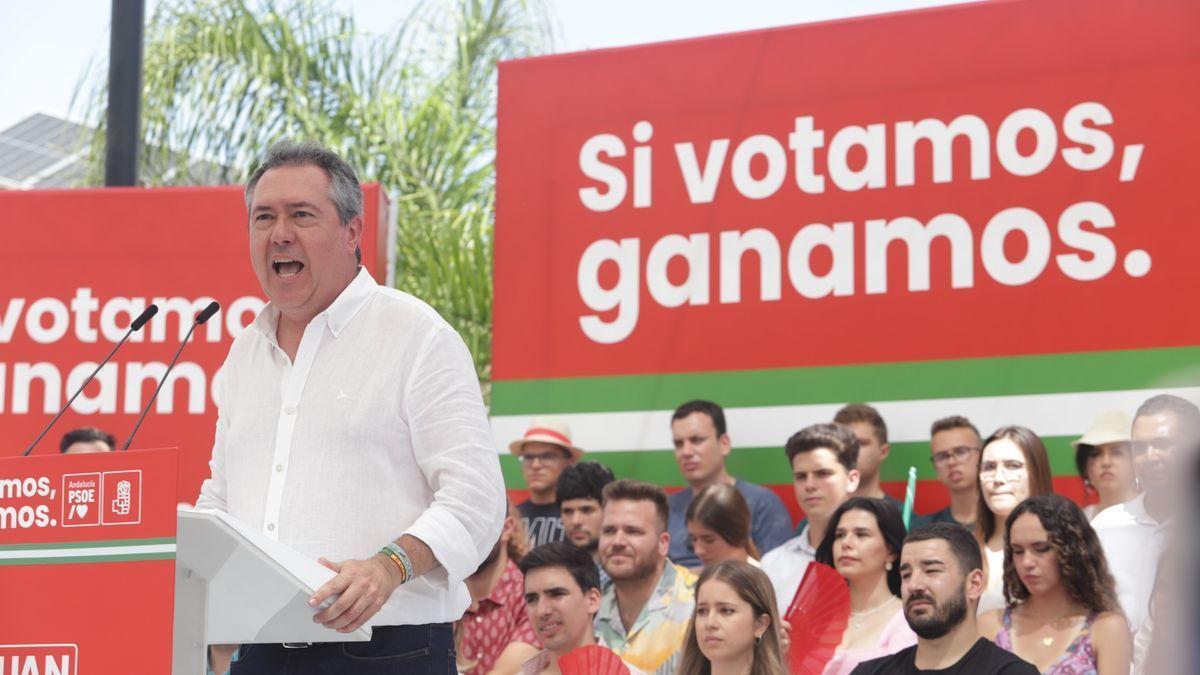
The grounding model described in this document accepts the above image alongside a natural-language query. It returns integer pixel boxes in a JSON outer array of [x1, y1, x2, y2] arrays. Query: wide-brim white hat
[[1071, 410, 1132, 448], [508, 417, 584, 461]]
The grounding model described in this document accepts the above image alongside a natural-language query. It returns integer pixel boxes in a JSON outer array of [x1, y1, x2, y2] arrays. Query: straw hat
[[508, 417, 584, 461], [1071, 410, 1132, 448]]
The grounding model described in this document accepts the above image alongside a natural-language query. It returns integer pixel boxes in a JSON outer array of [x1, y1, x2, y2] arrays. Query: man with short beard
[[556, 461, 615, 589], [594, 480, 697, 675], [851, 523, 1037, 674], [519, 542, 646, 674]]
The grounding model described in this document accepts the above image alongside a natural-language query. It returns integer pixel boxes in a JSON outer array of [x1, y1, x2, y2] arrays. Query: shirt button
[[275, 464, 284, 472], [284, 406, 296, 415], [267, 523, 275, 531], [475, 616, 482, 623]]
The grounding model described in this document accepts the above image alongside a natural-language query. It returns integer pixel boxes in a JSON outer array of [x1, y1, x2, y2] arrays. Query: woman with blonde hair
[[685, 483, 760, 568], [676, 560, 786, 675]]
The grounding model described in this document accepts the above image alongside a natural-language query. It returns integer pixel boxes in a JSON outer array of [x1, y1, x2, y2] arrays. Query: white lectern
[[172, 510, 371, 675]]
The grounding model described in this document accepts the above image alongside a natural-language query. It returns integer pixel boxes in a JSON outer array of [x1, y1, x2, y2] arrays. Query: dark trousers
[[229, 623, 455, 674]]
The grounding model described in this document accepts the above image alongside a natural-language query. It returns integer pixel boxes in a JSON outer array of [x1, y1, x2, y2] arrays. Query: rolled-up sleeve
[[402, 324, 506, 589]]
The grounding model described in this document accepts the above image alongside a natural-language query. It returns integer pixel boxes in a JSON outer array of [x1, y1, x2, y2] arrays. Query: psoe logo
[[0, 644, 77, 675], [100, 470, 141, 526]]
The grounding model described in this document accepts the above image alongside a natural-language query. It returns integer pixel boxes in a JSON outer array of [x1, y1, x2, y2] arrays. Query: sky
[[0, 0, 974, 132]]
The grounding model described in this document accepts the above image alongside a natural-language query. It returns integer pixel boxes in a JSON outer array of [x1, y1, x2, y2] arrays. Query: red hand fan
[[557, 644, 631, 675], [784, 561, 850, 675]]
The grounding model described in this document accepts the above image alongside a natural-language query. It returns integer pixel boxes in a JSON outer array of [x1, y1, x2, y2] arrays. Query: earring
[[754, 633, 763, 645], [885, 562, 893, 571]]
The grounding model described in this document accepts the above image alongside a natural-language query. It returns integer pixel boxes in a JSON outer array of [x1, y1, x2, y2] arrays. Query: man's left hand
[[309, 554, 402, 633]]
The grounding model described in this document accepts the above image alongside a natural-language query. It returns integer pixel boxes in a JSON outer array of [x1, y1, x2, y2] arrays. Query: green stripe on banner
[[492, 346, 1200, 415], [500, 435, 1082, 488], [0, 537, 176, 551], [0, 552, 175, 566]]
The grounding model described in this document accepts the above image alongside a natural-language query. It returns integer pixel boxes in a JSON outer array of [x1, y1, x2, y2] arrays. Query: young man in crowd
[[921, 416, 982, 529], [595, 479, 696, 675], [666, 400, 793, 568], [556, 461, 616, 589], [459, 505, 541, 674], [59, 426, 116, 454], [836, 403, 904, 508], [1093, 393, 1200, 671], [761, 423, 860, 613], [519, 542, 646, 674], [851, 523, 1038, 674], [511, 418, 584, 547]]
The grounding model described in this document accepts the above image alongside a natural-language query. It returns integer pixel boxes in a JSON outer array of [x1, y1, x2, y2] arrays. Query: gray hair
[[244, 141, 364, 263]]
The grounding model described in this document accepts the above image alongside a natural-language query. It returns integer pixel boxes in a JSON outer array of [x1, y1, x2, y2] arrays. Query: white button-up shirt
[[1092, 494, 1168, 637], [760, 525, 817, 614], [196, 268, 505, 624]]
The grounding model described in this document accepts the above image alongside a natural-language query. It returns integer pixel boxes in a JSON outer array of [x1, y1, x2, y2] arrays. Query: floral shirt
[[594, 562, 697, 675], [459, 560, 541, 673]]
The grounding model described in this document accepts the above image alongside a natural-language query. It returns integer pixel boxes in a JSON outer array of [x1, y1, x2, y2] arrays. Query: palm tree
[[74, 0, 553, 398]]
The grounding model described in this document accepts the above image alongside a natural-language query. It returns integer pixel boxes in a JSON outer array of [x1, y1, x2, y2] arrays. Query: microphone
[[122, 301, 220, 451], [23, 304, 160, 456]]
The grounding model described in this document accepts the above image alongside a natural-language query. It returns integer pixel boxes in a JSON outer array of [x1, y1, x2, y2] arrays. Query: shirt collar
[[1123, 493, 1167, 527], [251, 267, 376, 343], [597, 560, 678, 628], [789, 525, 815, 555]]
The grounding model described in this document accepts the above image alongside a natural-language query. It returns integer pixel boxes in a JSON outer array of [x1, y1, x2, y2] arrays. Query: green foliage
[[75, 0, 553, 399]]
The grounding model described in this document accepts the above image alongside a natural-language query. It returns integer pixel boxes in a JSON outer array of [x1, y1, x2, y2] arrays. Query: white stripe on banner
[[0, 543, 176, 560], [490, 386, 1200, 454]]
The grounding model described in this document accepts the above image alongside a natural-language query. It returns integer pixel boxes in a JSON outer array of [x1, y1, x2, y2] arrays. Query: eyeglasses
[[931, 446, 980, 466], [979, 460, 1026, 480], [519, 450, 568, 466]]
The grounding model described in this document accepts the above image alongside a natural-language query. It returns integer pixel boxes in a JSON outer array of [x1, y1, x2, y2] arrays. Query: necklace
[[849, 597, 897, 629]]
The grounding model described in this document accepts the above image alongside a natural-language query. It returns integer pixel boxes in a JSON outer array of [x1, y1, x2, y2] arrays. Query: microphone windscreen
[[195, 301, 221, 325], [130, 304, 159, 331]]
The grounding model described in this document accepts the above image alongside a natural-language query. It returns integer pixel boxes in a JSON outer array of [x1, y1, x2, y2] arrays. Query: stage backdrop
[[492, 0, 1200, 518], [0, 184, 393, 501]]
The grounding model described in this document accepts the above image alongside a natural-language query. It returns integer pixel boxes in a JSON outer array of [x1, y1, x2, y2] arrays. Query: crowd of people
[[468, 394, 1197, 674]]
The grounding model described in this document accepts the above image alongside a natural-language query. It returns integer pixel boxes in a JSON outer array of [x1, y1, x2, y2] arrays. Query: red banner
[[495, 0, 1200, 381]]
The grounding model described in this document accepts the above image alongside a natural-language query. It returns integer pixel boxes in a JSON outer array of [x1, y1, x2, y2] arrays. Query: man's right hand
[[208, 644, 238, 674]]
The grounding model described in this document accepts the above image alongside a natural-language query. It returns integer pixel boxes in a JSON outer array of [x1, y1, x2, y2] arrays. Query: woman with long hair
[[814, 497, 916, 675], [978, 494, 1131, 674], [685, 483, 760, 568], [676, 560, 786, 675], [976, 425, 1054, 616], [1071, 411, 1138, 521]]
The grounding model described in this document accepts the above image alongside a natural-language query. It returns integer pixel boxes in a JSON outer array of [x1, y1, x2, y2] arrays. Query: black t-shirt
[[516, 500, 564, 547], [850, 638, 1039, 675]]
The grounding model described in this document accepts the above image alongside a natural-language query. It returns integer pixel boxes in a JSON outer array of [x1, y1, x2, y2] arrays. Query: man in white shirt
[[761, 423, 860, 614], [196, 141, 505, 673], [1093, 393, 1200, 672]]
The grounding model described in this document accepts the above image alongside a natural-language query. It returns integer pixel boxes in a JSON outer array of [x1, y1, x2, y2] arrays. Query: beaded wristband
[[380, 542, 414, 585]]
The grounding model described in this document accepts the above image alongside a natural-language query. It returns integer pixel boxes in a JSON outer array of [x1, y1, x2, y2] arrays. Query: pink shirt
[[821, 607, 918, 675]]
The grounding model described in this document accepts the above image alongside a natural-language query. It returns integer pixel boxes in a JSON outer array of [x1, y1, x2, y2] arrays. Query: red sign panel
[[495, 0, 1200, 381], [0, 449, 178, 673]]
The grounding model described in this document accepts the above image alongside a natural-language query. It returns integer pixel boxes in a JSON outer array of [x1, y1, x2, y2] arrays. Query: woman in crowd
[[976, 425, 1054, 616], [978, 494, 1131, 674], [1071, 411, 1138, 520], [685, 483, 760, 568], [676, 560, 786, 675], [814, 497, 916, 675]]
